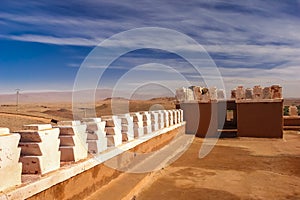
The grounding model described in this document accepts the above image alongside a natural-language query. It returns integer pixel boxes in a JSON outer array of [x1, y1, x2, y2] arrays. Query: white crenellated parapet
[[150, 111, 159, 132], [117, 114, 134, 142], [102, 116, 122, 147], [56, 121, 88, 162], [130, 112, 144, 138], [81, 118, 107, 154], [16, 124, 60, 174], [0, 128, 22, 191], [140, 111, 152, 135]]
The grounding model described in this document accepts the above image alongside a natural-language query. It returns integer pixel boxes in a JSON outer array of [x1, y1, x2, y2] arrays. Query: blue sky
[[0, 0, 300, 97]]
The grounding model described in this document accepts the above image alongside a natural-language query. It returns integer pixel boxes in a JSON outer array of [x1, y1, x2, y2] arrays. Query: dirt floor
[[136, 131, 300, 200]]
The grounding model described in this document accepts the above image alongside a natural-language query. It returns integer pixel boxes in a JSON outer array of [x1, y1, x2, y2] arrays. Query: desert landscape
[[1, 1, 300, 199], [1, 91, 300, 199], [0, 93, 176, 132]]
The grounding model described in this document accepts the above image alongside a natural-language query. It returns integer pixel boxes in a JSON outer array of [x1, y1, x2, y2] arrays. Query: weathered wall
[[27, 125, 185, 200], [180, 102, 218, 138], [284, 116, 300, 126], [237, 101, 283, 138]]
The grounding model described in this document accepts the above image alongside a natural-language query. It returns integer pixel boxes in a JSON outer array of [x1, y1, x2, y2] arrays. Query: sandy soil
[[137, 131, 300, 200], [0, 98, 175, 131]]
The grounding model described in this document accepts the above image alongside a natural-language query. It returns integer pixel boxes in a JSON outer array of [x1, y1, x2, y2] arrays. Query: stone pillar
[[186, 88, 195, 101], [253, 85, 263, 100], [271, 85, 282, 99], [117, 114, 134, 142], [179, 109, 184, 122], [217, 89, 225, 100], [154, 111, 163, 129], [150, 111, 159, 132], [200, 87, 210, 102], [56, 121, 88, 162], [236, 86, 245, 100], [131, 112, 144, 138], [176, 109, 182, 123], [81, 118, 107, 154], [140, 111, 152, 134], [172, 109, 178, 125], [161, 110, 169, 127], [102, 116, 122, 147], [262, 87, 271, 99], [0, 128, 22, 191], [245, 88, 253, 100], [157, 110, 165, 129], [289, 106, 298, 116], [168, 110, 174, 126], [231, 89, 236, 99], [193, 86, 202, 101], [209, 87, 218, 101], [17, 124, 60, 174]]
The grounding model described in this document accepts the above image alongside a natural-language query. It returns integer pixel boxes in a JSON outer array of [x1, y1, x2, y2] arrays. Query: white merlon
[[172, 110, 178, 124], [102, 116, 122, 147], [160, 110, 169, 127], [168, 110, 174, 126], [150, 112, 159, 132], [140, 111, 152, 135], [16, 124, 60, 175], [117, 114, 134, 142], [56, 122, 88, 162], [179, 109, 184, 122], [81, 118, 107, 154], [0, 129, 22, 191], [131, 112, 144, 138]]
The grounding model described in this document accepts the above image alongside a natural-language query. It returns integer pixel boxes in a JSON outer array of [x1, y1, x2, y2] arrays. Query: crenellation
[[0, 109, 185, 195], [16, 124, 60, 174], [56, 122, 88, 162], [262, 87, 271, 99], [245, 88, 253, 99], [102, 116, 122, 147]]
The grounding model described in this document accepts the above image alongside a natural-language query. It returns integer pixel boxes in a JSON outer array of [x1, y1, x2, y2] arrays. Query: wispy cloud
[[1, 0, 300, 96]]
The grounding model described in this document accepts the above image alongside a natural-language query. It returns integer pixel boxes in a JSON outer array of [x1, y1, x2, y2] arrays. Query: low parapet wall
[[0, 109, 185, 199], [283, 116, 300, 130]]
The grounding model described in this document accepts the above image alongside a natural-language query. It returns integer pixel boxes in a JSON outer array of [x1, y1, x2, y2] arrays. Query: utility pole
[[16, 89, 20, 112]]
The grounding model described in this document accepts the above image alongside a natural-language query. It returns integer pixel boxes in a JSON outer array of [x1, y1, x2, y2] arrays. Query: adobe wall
[[180, 102, 218, 138], [284, 116, 300, 126], [237, 101, 283, 138]]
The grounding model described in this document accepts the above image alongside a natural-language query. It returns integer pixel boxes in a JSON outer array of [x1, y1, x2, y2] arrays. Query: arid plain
[[0, 95, 300, 199]]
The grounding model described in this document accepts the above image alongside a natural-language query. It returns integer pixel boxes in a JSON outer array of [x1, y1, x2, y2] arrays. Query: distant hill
[[284, 98, 300, 106], [0, 89, 174, 104]]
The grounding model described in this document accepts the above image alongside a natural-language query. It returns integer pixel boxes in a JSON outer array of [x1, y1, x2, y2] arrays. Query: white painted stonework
[[0, 130, 22, 191], [56, 123, 88, 162], [17, 124, 60, 175]]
